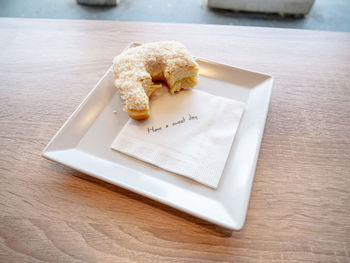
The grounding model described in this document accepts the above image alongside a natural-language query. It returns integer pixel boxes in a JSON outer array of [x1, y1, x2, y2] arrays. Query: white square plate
[[43, 45, 273, 230]]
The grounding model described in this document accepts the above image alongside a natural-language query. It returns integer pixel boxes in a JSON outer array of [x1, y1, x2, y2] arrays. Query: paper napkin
[[111, 86, 244, 188]]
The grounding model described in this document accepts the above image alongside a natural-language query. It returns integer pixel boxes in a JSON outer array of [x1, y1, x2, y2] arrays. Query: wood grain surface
[[0, 18, 350, 263]]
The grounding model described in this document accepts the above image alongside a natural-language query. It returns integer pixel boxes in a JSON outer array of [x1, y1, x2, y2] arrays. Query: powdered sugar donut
[[113, 41, 199, 120]]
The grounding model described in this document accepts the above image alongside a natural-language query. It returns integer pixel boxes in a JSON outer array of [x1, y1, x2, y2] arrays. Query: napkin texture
[[111, 86, 244, 188]]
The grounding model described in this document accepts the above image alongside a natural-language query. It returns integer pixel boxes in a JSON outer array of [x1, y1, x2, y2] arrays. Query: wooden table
[[0, 18, 349, 263]]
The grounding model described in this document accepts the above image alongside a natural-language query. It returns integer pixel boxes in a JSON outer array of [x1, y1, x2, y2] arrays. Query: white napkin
[[111, 86, 244, 188]]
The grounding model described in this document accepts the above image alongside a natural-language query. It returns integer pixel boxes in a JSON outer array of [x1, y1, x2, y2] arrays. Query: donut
[[112, 41, 199, 120]]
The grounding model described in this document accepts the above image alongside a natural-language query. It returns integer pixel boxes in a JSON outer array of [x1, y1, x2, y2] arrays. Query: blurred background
[[0, 0, 349, 32]]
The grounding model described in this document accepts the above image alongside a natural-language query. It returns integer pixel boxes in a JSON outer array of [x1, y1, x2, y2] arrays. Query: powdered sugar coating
[[113, 41, 199, 110]]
